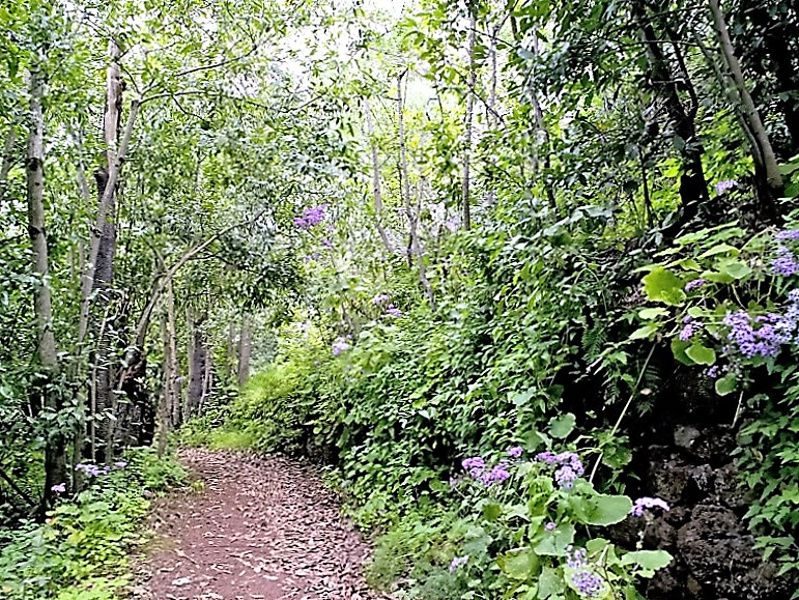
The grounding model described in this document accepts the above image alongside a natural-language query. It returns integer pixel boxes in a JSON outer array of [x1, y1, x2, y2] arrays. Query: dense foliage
[[0, 448, 186, 599], [2, 0, 799, 598]]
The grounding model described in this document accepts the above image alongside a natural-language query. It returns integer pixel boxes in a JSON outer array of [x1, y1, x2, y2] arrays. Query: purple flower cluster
[[331, 337, 351, 356], [372, 293, 391, 306], [715, 180, 738, 195], [776, 230, 799, 242], [705, 365, 720, 379], [571, 570, 605, 598], [567, 547, 587, 569], [461, 456, 511, 486], [293, 205, 326, 230], [772, 244, 799, 277], [723, 309, 796, 358], [507, 446, 524, 458], [76, 462, 110, 477], [536, 451, 585, 490], [545, 521, 557, 531], [75, 460, 127, 478], [679, 316, 701, 341], [449, 555, 468, 573], [684, 278, 706, 292], [385, 305, 402, 318], [51, 483, 66, 494], [631, 496, 670, 517]]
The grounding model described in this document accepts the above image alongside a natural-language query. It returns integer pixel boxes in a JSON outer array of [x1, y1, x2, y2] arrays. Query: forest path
[[131, 448, 381, 600]]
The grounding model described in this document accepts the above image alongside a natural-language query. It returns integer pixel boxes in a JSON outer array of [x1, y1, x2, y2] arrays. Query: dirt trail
[[132, 448, 382, 600]]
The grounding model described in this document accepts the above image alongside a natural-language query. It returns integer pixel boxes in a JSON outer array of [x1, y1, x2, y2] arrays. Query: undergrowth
[[0, 448, 186, 600]]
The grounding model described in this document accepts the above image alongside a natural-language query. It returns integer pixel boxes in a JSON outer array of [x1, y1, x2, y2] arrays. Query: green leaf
[[621, 550, 673, 576], [715, 373, 737, 396], [638, 307, 669, 320], [717, 259, 752, 280], [629, 324, 659, 340], [548, 413, 576, 439], [642, 268, 686, 306], [498, 547, 538, 580], [534, 523, 575, 556], [572, 493, 632, 526], [483, 502, 502, 521], [685, 343, 716, 365], [698, 243, 739, 258], [536, 566, 566, 599], [671, 338, 695, 366]]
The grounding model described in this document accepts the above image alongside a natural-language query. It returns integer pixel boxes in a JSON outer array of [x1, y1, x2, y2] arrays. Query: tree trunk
[[186, 308, 207, 420], [632, 1, 708, 226], [237, 313, 252, 387], [397, 72, 435, 309], [364, 100, 394, 254], [157, 281, 179, 456], [461, 12, 477, 231], [93, 41, 123, 463], [77, 41, 138, 346], [223, 322, 236, 383], [26, 68, 66, 511], [709, 0, 783, 205]]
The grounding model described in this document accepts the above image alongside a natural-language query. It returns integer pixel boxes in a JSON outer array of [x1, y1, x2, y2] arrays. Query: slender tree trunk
[[223, 322, 236, 383], [461, 12, 477, 231], [364, 100, 393, 253], [187, 309, 207, 420], [94, 40, 123, 463], [157, 280, 178, 456], [199, 353, 213, 415], [26, 68, 66, 511], [397, 72, 435, 309], [77, 64, 139, 345], [237, 313, 252, 387], [709, 0, 783, 203], [632, 1, 708, 225]]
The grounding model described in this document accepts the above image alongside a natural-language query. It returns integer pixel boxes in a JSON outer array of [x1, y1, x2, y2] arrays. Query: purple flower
[[555, 465, 578, 489], [567, 547, 588, 569], [507, 446, 524, 458], [331, 338, 351, 356], [481, 464, 511, 486], [679, 316, 701, 341], [114, 461, 128, 469], [571, 570, 605, 597], [705, 365, 720, 379], [536, 450, 584, 489], [385, 305, 402, 318], [715, 179, 738, 194], [51, 483, 66, 494], [449, 555, 468, 573], [545, 521, 557, 531], [631, 496, 670, 517], [776, 229, 799, 242], [772, 245, 799, 277], [76, 462, 104, 477], [294, 205, 327, 230], [535, 451, 558, 464], [321, 238, 333, 249], [371, 293, 391, 306], [723, 309, 796, 358], [461, 456, 485, 478], [684, 278, 706, 292]]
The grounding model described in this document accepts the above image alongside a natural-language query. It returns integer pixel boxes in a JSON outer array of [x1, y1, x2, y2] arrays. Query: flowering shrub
[[633, 216, 799, 578], [435, 417, 671, 599], [293, 204, 327, 230]]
